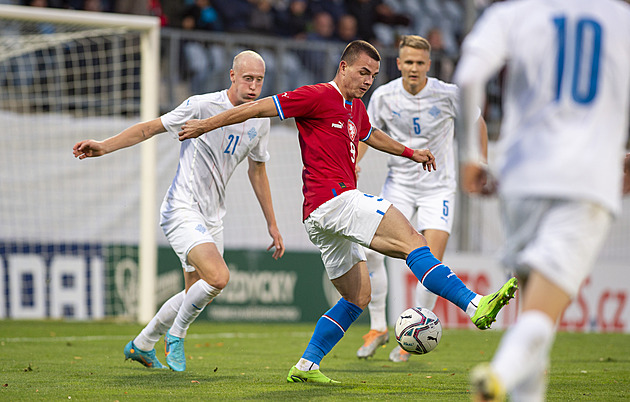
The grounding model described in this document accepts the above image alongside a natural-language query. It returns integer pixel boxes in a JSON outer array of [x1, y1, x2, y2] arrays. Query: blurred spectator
[[335, 13, 358, 43], [344, 0, 380, 42], [82, 0, 103, 11], [115, 0, 168, 26], [212, 0, 253, 33], [182, 0, 223, 31], [306, 10, 335, 41], [25, 0, 66, 7], [180, 0, 227, 94], [345, 0, 409, 45], [248, 0, 275, 35], [274, 0, 309, 39], [301, 11, 337, 82], [426, 27, 454, 81], [308, 0, 346, 23], [115, 0, 148, 14]]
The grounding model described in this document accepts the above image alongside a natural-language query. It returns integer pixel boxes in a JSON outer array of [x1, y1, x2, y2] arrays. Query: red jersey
[[272, 82, 373, 220]]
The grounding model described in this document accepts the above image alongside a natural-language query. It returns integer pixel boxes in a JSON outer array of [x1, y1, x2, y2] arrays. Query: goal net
[[0, 5, 159, 322]]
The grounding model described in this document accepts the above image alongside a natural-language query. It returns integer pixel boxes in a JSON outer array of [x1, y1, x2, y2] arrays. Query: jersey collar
[[330, 81, 353, 107]]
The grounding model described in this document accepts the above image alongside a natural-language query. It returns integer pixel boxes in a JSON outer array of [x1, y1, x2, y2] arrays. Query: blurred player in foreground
[[73, 50, 284, 372], [454, 0, 630, 400], [179, 40, 517, 383], [355, 34, 488, 363]]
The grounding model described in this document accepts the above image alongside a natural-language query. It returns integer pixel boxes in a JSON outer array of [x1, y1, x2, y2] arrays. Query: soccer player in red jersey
[[179, 41, 517, 383]]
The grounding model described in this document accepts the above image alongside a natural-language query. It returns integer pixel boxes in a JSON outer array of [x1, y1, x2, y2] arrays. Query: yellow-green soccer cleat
[[471, 277, 518, 330], [286, 366, 340, 384], [470, 363, 506, 402]]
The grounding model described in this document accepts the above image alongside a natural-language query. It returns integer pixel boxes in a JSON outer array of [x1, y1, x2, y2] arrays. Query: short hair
[[340, 40, 381, 66], [398, 35, 431, 54], [232, 50, 266, 72]]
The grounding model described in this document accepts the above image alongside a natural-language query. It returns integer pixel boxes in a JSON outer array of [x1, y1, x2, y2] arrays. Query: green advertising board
[[105, 245, 367, 323], [142, 247, 366, 323]]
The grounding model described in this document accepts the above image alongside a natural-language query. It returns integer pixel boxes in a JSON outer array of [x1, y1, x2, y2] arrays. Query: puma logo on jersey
[[332, 121, 344, 129], [392, 110, 401, 117]]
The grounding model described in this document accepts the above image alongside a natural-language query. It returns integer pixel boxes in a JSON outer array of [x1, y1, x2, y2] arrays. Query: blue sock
[[302, 298, 363, 365], [406, 246, 476, 312]]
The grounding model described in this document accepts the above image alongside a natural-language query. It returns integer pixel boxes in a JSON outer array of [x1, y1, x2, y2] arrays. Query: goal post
[[0, 5, 159, 323]]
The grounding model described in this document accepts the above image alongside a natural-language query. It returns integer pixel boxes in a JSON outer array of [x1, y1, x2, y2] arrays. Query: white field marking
[[0, 332, 313, 343]]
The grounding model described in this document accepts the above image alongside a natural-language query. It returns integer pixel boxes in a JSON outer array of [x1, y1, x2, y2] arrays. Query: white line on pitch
[[0, 332, 312, 343]]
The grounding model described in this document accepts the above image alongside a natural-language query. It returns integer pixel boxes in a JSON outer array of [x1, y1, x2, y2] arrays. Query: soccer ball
[[394, 307, 442, 355]]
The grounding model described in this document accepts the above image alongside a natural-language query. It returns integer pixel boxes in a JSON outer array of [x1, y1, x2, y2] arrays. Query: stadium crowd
[[17, 0, 468, 57]]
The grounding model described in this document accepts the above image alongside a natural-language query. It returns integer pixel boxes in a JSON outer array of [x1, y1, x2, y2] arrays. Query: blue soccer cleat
[[124, 340, 167, 369], [164, 330, 186, 372]]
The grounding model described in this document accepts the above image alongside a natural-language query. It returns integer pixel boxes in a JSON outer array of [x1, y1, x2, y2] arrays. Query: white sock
[[466, 295, 483, 318], [366, 250, 388, 332], [491, 310, 555, 396], [414, 281, 438, 310], [511, 359, 548, 402], [133, 290, 185, 351], [169, 279, 221, 338], [296, 358, 319, 372]]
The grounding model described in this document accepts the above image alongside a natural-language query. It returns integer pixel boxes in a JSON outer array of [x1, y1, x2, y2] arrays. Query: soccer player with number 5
[[355, 35, 490, 363]]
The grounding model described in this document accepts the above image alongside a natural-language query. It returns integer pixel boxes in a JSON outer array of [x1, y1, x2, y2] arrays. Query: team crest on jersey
[[247, 127, 257, 140], [429, 106, 441, 118], [347, 120, 357, 141]]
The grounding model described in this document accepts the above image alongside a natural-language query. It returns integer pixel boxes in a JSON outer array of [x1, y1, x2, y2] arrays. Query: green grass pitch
[[1, 320, 628, 400]]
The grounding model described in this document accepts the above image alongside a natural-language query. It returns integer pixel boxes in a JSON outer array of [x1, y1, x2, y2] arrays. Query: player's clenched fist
[[412, 149, 437, 172], [178, 119, 208, 141], [73, 140, 106, 159]]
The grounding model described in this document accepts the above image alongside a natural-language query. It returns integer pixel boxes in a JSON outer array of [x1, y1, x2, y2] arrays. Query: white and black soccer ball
[[394, 307, 442, 355]]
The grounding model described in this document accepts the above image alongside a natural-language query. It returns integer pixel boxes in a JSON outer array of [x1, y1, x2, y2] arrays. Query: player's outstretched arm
[[179, 97, 278, 141], [247, 157, 285, 260], [72, 118, 166, 159], [364, 128, 436, 171]]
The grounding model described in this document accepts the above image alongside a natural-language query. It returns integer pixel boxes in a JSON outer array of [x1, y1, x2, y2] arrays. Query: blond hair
[[398, 35, 431, 54]]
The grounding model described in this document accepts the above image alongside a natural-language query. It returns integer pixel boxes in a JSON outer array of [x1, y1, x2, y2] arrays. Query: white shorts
[[500, 197, 612, 298], [381, 178, 455, 234], [304, 189, 392, 280], [160, 204, 224, 272]]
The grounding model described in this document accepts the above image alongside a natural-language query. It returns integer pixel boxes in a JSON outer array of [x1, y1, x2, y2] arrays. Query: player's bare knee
[[406, 232, 428, 255], [210, 271, 230, 290], [198, 265, 230, 290]]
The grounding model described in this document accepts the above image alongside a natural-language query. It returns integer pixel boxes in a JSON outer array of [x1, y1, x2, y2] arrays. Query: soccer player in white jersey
[[454, 0, 630, 400], [179, 40, 517, 383], [72, 50, 285, 372], [355, 35, 489, 363]]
